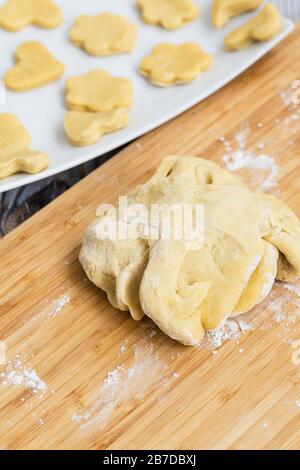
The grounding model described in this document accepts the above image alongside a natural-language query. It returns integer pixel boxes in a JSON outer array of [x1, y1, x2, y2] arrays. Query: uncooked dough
[[80, 156, 300, 345], [224, 3, 283, 51], [4, 41, 64, 91], [0, 113, 49, 179], [69, 13, 137, 56], [66, 69, 133, 113], [64, 109, 129, 147], [140, 43, 212, 86], [212, 0, 263, 28], [137, 0, 199, 30], [0, 0, 62, 31]]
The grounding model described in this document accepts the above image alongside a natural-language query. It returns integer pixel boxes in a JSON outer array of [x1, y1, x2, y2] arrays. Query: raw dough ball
[[80, 156, 300, 345]]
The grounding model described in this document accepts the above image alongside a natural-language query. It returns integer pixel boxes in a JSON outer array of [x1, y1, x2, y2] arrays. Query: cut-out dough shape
[[80, 156, 300, 345], [212, 0, 263, 28], [137, 0, 199, 30], [0, 113, 49, 179], [140, 43, 212, 86], [0, 0, 62, 31], [64, 109, 129, 147], [4, 41, 64, 91], [69, 13, 137, 56], [225, 3, 283, 51], [66, 69, 133, 113]]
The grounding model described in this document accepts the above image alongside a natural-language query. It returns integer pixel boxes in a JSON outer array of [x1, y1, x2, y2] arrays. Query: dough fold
[[80, 156, 300, 345]]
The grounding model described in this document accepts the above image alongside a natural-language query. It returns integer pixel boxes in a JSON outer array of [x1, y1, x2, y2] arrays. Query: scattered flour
[[47, 294, 70, 319], [221, 125, 279, 192], [205, 318, 252, 350], [72, 344, 166, 431], [0, 358, 47, 394]]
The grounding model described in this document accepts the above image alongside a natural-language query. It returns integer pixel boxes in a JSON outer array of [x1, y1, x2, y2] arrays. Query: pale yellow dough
[[66, 69, 133, 113], [80, 156, 300, 346], [212, 0, 263, 28], [137, 0, 199, 30], [4, 41, 64, 91], [69, 13, 137, 56], [225, 3, 283, 51], [0, 113, 49, 179], [0, 0, 62, 31], [64, 109, 129, 147], [140, 43, 212, 86]]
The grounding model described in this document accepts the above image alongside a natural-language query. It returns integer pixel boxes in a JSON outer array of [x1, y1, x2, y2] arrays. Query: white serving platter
[[0, 0, 294, 192]]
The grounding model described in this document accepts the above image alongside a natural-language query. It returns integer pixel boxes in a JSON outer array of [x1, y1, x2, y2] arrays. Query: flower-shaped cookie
[[70, 13, 137, 56], [0, 113, 49, 179], [66, 69, 133, 113], [212, 0, 263, 28], [0, 0, 62, 31], [64, 109, 129, 147], [225, 3, 283, 51], [4, 41, 65, 91], [137, 0, 199, 30], [140, 43, 213, 86]]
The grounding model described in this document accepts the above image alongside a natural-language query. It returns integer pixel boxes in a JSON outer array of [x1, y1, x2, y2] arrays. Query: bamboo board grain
[[1, 27, 300, 451]]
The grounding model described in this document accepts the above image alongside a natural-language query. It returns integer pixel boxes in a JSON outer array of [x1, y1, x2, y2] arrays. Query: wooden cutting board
[[1, 26, 300, 451]]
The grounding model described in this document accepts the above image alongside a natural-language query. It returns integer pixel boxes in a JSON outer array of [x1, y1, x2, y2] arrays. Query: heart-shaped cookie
[[66, 69, 133, 113], [70, 13, 137, 56], [0, 113, 49, 179], [225, 3, 283, 51], [4, 41, 65, 91], [0, 0, 62, 31], [64, 109, 129, 147]]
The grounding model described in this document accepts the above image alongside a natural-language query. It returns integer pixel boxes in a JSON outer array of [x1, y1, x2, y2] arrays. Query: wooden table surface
[[0, 26, 300, 450]]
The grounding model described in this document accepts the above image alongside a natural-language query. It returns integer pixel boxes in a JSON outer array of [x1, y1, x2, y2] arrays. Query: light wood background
[[0, 26, 300, 450]]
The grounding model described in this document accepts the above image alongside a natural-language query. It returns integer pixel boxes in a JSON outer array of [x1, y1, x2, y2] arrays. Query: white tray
[[0, 0, 294, 193]]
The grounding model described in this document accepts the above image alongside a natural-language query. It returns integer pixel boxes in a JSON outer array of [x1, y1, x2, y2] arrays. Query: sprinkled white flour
[[205, 318, 252, 350], [0, 358, 47, 394], [72, 343, 166, 431], [220, 125, 279, 192], [47, 294, 70, 319]]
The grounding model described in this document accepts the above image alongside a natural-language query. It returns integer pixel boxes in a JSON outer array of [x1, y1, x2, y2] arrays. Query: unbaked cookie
[[137, 0, 199, 30], [0, 0, 62, 31], [80, 156, 300, 345], [64, 109, 129, 147], [140, 43, 212, 86], [225, 3, 283, 51], [69, 13, 137, 56], [212, 0, 263, 28], [0, 113, 49, 179], [4, 41, 64, 91], [66, 69, 133, 113]]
